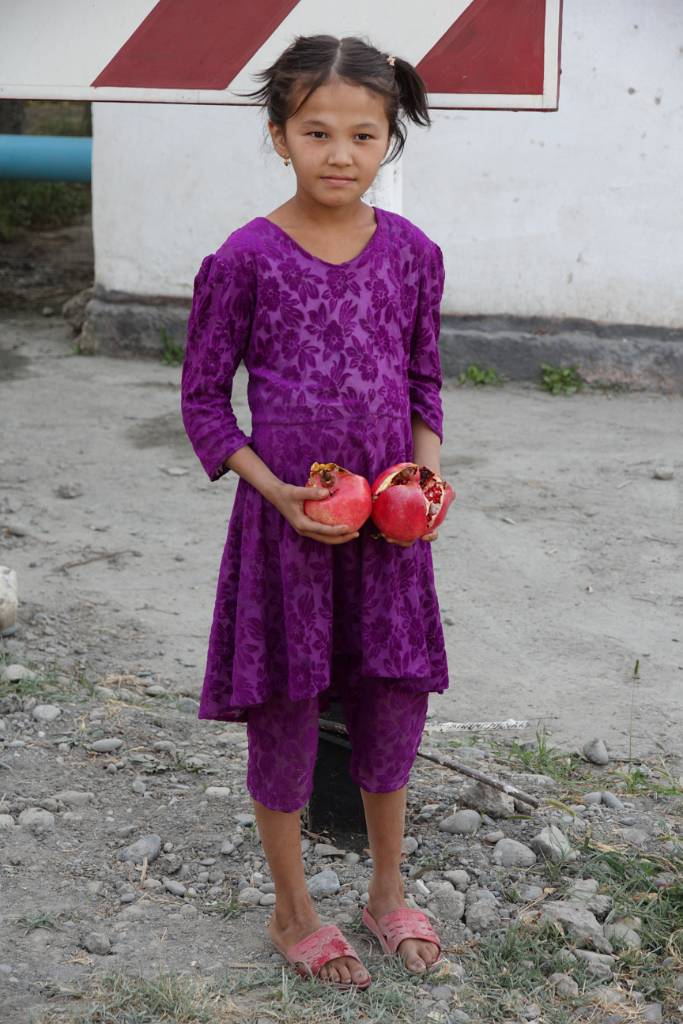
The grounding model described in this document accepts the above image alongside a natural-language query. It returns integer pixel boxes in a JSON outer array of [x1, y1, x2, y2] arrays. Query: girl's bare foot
[[268, 904, 371, 986], [366, 885, 440, 974]]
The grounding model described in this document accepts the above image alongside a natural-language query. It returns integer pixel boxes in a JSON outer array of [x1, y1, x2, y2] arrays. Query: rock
[[465, 899, 500, 931], [642, 1004, 663, 1022], [18, 808, 55, 832], [620, 826, 649, 848], [443, 869, 469, 891], [567, 878, 612, 918], [80, 931, 111, 955], [343, 852, 360, 866], [90, 738, 123, 752], [0, 566, 18, 633], [55, 482, 83, 499], [583, 791, 603, 805], [32, 704, 62, 723], [604, 922, 641, 949], [438, 809, 482, 835], [0, 814, 15, 828], [237, 887, 261, 907], [307, 869, 340, 899], [3, 663, 35, 683], [402, 837, 419, 855], [204, 786, 232, 800], [492, 838, 537, 867], [530, 825, 573, 863], [235, 812, 255, 825], [573, 948, 616, 978], [536, 902, 612, 952], [427, 881, 466, 922], [482, 830, 505, 844], [54, 790, 95, 808], [117, 834, 162, 863], [459, 781, 515, 818], [582, 738, 609, 765], [314, 843, 345, 857], [513, 883, 544, 903], [601, 791, 624, 810], [548, 972, 579, 997], [652, 465, 674, 480], [164, 878, 187, 897]]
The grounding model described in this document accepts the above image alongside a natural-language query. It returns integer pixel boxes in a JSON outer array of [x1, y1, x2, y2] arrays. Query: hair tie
[[386, 54, 396, 67]]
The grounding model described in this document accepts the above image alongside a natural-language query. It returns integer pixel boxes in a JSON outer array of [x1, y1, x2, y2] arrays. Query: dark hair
[[237, 34, 431, 165]]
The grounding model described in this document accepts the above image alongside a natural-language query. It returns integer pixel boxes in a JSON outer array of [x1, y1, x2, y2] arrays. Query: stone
[[259, 892, 276, 906], [652, 465, 674, 480], [548, 972, 579, 997], [620, 826, 649, 847], [0, 814, 15, 828], [573, 948, 616, 978], [492, 838, 537, 867], [307, 868, 340, 899], [601, 791, 624, 810], [642, 1004, 663, 1022], [81, 930, 111, 955], [604, 922, 641, 949], [438, 809, 482, 835], [18, 808, 54, 831], [237, 887, 261, 907], [582, 738, 609, 765], [90, 738, 123, 752], [164, 878, 187, 897], [32, 704, 62, 722], [536, 902, 612, 953], [401, 837, 419, 855], [117, 834, 162, 863], [314, 843, 345, 857], [443, 869, 469, 891], [0, 567, 18, 634], [3, 663, 35, 683], [55, 482, 83, 499], [53, 790, 95, 808], [530, 825, 573, 863], [235, 812, 255, 825], [568, 878, 612, 918], [460, 781, 515, 818], [583, 791, 603, 805], [427, 882, 466, 922], [204, 786, 232, 800], [465, 899, 500, 931]]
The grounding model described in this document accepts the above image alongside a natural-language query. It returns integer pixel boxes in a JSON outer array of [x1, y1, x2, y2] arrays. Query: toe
[[336, 960, 352, 985], [350, 961, 370, 985]]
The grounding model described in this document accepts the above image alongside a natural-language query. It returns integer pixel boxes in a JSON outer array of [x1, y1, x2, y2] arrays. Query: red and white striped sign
[[0, 0, 562, 110]]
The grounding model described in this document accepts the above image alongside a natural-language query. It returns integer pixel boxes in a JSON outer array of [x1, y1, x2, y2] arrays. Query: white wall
[[93, 0, 683, 327]]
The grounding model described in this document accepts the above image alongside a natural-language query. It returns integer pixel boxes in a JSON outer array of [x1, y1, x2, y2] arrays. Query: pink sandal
[[271, 922, 372, 990], [362, 905, 443, 972]]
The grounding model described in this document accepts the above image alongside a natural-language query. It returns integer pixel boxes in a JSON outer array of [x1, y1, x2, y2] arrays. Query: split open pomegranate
[[370, 462, 455, 543], [303, 462, 372, 532]]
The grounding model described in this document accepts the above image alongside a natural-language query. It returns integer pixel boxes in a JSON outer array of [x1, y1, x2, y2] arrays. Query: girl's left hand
[[383, 528, 439, 547]]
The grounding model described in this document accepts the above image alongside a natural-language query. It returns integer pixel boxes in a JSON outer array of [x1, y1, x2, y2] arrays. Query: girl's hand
[[271, 483, 360, 545], [381, 528, 439, 547]]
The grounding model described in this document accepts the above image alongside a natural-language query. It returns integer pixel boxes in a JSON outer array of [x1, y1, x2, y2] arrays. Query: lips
[[322, 176, 355, 181]]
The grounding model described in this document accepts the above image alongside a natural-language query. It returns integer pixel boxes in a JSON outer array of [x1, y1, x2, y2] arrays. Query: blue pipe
[[0, 135, 91, 182]]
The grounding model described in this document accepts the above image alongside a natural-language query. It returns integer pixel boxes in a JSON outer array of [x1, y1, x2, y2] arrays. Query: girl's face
[[269, 77, 391, 208]]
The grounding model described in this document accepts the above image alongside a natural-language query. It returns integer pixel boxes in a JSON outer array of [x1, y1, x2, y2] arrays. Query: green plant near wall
[[540, 363, 584, 395], [458, 363, 505, 386], [160, 328, 184, 366]]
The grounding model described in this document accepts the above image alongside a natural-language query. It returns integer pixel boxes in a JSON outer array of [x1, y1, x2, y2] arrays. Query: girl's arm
[[411, 411, 441, 477]]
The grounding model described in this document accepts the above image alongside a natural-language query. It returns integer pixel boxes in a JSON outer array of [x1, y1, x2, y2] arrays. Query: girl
[[181, 34, 450, 991]]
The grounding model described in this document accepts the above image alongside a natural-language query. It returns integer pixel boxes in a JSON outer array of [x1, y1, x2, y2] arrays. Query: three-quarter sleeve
[[408, 241, 446, 443], [180, 247, 255, 481]]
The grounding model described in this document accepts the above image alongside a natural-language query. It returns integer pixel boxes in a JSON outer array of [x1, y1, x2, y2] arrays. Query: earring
[[283, 156, 291, 167]]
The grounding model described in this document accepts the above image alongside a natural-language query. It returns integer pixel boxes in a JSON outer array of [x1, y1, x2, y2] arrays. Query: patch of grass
[[160, 328, 185, 366], [458, 363, 505, 386], [0, 655, 96, 706], [540, 363, 584, 395], [0, 180, 91, 242], [489, 724, 581, 784]]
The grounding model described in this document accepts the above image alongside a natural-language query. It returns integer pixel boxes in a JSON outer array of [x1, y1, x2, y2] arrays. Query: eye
[[356, 133, 373, 141], [308, 131, 327, 139]]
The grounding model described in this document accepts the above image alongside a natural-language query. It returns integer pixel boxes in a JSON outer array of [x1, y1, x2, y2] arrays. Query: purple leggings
[[245, 677, 429, 813]]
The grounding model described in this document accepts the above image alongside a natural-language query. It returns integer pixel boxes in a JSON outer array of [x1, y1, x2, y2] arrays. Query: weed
[[0, 181, 90, 242], [540, 363, 584, 395], [490, 723, 581, 784], [160, 328, 185, 366], [458, 363, 505, 386]]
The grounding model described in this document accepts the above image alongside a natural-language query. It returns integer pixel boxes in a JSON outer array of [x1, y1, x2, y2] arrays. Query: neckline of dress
[[256, 205, 382, 268]]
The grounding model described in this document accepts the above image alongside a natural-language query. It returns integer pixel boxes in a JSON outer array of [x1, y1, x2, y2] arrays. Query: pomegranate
[[370, 462, 455, 543], [303, 462, 372, 531]]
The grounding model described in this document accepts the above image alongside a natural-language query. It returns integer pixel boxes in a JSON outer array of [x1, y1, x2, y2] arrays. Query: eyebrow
[[300, 119, 379, 129]]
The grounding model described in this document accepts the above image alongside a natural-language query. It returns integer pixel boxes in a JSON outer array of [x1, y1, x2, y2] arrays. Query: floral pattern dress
[[181, 205, 450, 722]]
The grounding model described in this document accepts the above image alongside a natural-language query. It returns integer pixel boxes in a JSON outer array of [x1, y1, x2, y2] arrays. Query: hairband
[[386, 54, 396, 67]]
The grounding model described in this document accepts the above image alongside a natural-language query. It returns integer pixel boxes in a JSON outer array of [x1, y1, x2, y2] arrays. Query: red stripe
[[91, 0, 301, 90], [417, 0, 546, 95]]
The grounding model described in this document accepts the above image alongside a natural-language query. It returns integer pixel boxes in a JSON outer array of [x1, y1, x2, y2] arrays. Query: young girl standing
[[181, 34, 450, 991]]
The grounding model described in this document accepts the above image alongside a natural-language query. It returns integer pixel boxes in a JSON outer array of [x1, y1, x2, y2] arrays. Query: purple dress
[[181, 205, 450, 722]]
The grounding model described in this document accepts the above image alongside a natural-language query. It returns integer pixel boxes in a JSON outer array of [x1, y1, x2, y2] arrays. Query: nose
[[326, 143, 353, 168]]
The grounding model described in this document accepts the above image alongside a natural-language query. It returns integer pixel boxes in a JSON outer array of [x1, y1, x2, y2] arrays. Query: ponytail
[[239, 34, 432, 165]]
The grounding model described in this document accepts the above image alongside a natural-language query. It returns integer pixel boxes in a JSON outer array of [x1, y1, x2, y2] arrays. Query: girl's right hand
[[270, 483, 360, 545]]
